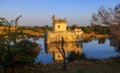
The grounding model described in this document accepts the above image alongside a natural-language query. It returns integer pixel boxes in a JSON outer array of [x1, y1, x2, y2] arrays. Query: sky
[[0, 0, 119, 26]]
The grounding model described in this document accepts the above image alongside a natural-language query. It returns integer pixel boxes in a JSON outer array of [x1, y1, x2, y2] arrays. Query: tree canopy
[[91, 4, 120, 26], [91, 4, 120, 37]]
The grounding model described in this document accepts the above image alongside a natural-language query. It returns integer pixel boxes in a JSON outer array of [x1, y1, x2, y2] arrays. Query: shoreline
[[24, 31, 111, 39], [4, 56, 120, 73], [83, 33, 111, 40], [0, 27, 111, 39]]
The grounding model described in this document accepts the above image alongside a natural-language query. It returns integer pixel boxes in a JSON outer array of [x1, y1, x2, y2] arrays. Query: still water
[[35, 38, 120, 64]]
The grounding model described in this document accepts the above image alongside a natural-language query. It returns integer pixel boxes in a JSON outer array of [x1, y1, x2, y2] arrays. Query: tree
[[44, 25, 52, 30], [11, 15, 22, 26], [0, 16, 40, 67], [0, 18, 8, 26], [91, 4, 120, 37]]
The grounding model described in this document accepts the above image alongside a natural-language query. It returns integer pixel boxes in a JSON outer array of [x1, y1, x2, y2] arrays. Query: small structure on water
[[45, 15, 83, 42]]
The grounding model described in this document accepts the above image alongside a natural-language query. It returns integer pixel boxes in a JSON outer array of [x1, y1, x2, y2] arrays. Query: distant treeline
[[80, 25, 110, 34], [20, 25, 52, 33], [20, 25, 110, 34]]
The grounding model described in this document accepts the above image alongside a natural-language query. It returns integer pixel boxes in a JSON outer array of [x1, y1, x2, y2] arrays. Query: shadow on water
[[110, 38, 120, 53], [83, 38, 106, 44], [98, 38, 106, 44]]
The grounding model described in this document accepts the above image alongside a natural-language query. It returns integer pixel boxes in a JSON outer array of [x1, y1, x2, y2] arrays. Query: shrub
[[0, 17, 40, 66]]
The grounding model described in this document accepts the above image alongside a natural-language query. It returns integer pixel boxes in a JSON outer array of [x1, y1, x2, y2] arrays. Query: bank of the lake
[[83, 33, 110, 39], [3, 37, 120, 73], [47, 57, 120, 73], [4, 56, 120, 73]]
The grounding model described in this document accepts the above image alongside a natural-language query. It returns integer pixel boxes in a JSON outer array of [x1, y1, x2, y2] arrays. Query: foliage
[[81, 25, 110, 34], [44, 25, 52, 31], [70, 24, 79, 30], [91, 4, 120, 25], [0, 16, 40, 66], [81, 26, 93, 33], [0, 40, 40, 66], [0, 18, 7, 26], [92, 25, 110, 34], [20, 25, 52, 33], [91, 4, 120, 36], [67, 52, 86, 63]]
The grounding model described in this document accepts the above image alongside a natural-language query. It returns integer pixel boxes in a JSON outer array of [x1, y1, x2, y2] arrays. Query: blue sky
[[0, 0, 119, 26]]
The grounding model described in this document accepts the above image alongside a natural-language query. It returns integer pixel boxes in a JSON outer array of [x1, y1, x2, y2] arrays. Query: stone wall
[[45, 30, 83, 42]]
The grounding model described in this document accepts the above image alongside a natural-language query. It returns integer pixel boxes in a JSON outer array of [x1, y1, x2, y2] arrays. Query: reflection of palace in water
[[45, 42, 83, 62]]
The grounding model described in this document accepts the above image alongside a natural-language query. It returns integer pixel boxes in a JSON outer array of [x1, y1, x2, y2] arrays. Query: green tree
[[44, 25, 52, 30], [81, 26, 93, 33], [0, 18, 7, 26]]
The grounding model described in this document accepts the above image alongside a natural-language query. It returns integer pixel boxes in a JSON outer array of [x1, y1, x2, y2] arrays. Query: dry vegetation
[[83, 33, 110, 40], [4, 57, 120, 73]]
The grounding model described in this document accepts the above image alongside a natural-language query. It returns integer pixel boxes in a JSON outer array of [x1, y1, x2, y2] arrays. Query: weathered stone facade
[[45, 15, 83, 42]]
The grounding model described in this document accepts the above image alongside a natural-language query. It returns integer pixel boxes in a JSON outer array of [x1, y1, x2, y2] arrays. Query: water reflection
[[35, 38, 120, 64], [83, 38, 120, 59], [45, 42, 83, 62], [110, 38, 120, 52], [98, 38, 106, 44], [83, 38, 106, 44]]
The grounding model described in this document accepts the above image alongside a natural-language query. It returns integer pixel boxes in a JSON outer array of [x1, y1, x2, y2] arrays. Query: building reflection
[[45, 42, 83, 62]]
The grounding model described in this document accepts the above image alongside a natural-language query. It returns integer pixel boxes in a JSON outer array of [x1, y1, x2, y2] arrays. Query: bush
[[0, 17, 40, 66]]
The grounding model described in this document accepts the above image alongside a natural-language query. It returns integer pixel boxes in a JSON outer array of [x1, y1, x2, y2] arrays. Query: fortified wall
[[45, 15, 83, 42]]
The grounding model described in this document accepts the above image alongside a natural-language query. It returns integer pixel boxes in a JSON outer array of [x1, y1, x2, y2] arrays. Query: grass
[[76, 63, 120, 73], [47, 60, 120, 73]]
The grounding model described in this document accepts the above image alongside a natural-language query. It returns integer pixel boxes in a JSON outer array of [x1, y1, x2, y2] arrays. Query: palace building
[[45, 15, 83, 42]]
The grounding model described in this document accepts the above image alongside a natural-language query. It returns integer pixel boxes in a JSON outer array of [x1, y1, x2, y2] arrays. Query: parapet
[[52, 15, 66, 23]]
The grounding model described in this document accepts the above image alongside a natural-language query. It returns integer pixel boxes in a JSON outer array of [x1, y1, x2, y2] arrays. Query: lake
[[35, 38, 120, 64]]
